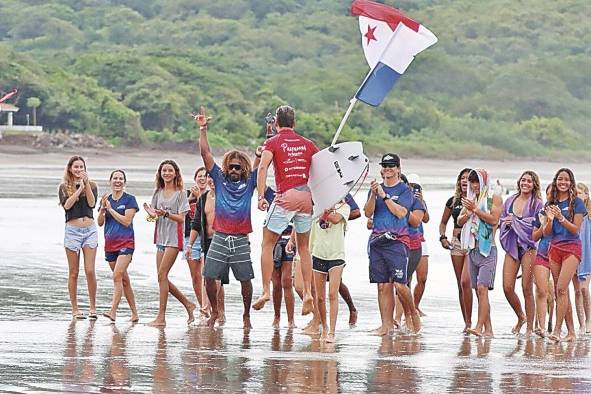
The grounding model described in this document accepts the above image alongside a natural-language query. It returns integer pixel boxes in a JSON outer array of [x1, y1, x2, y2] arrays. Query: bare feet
[[147, 318, 166, 327], [563, 332, 576, 342], [482, 330, 494, 338], [548, 332, 561, 342], [272, 317, 280, 329], [524, 328, 533, 338], [411, 313, 422, 334], [218, 314, 226, 326], [349, 310, 358, 328], [463, 323, 472, 334], [371, 325, 390, 336], [416, 307, 427, 317], [200, 306, 210, 318], [326, 332, 336, 343], [243, 315, 252, 330], [534, 328, 545, 338], [301, 296, 314, 316], [130, 314, 139, 323], [72, 311, 86, 320], [303, 322, 320, 335], [467, 327, 483, 337], [207, 312, 218, 328], [511, 316, 526, 335], [320, 328, 328, 341], [186, 302, 196, 325], [252, 294, 270, 311], [288, 321, 296, 329]]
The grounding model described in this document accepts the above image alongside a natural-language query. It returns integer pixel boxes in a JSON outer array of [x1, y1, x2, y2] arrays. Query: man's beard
[[229, 173, 240, 182]]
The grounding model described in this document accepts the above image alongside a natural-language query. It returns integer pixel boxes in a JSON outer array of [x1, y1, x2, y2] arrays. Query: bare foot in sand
[[511, 316, 526, 335], [288, 321, 296, 329], [534, 327, 545, 338], [301, 296, 314, 316], [525, 328, 533, 338], [416, 307, 426, 317], [371, 325, 390, 336], [272, 317, 280, 328], [326, 332, 336, 343], [130, 313, 139, 323], [463, 322, 471, 334], [349, 310, 358, 328], [200, 306, 210, 318], [252, 294, 270, 311], [320, 328, 328, 341], [303, 322, 320, 335], [147, 318, 166, 327], [482, 330, 494, 338], [411, 313, 422, 334], [563, 332, 576, 342], [243, 315, 252, 329], [548, 332, 561, 342], [467, 327, 483, 337], [186, 302, 197, 325], [207, 312, 218, 328]]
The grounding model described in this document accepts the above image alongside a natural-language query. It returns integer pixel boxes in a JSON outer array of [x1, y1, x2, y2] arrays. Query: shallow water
[[1, 161, 591, 392]]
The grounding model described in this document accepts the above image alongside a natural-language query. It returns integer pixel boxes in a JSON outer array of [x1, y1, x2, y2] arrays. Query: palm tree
[[26, 97, 41, 126]]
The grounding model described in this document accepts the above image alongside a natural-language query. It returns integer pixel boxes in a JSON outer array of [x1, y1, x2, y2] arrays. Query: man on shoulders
[[254, 105, 319, 315]]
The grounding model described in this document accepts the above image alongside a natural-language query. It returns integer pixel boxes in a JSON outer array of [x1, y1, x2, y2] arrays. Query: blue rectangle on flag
[[355, 62, 401, 107]]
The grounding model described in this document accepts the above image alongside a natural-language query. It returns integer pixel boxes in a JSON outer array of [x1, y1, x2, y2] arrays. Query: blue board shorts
[[368, 234, 408, 284], [64, 223, 98, 252]]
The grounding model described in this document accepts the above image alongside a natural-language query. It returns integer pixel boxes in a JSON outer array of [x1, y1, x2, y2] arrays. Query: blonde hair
[[59, 155, 96, 202], [577, 182, 591, 217], [155, 160, 183, 191]]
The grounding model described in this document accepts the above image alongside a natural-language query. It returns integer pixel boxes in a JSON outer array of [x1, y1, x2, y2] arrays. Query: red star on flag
[[364, 25, 377, 45]]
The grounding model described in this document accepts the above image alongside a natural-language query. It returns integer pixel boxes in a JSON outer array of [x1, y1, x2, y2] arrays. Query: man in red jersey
[[253, 105, 319, 315]]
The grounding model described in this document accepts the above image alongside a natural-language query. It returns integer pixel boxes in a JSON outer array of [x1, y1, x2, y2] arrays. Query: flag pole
[[330, 97, 358, 148]]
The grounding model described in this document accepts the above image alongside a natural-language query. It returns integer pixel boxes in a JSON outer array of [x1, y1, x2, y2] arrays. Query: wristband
[[164, 211, 170, 218], [439, 235, 447, 241], [199, 125, 208, 131]]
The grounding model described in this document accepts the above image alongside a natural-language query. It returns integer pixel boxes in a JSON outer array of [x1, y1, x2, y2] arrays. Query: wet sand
[[1, 153, 591, 392]]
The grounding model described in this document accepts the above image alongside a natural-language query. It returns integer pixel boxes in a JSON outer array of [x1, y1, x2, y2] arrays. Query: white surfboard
[[308, 141, 369, 218]]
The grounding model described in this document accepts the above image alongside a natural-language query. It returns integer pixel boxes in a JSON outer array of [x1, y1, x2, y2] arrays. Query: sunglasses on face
[[381, 164, 396, 168], [228, 164, 242, 171]]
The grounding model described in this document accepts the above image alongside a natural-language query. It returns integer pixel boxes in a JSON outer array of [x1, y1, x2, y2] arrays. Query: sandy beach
[[1, 147, 591, 392]]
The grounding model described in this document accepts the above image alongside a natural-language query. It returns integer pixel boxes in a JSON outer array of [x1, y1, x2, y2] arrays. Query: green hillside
[[1, 0, 590, 158]]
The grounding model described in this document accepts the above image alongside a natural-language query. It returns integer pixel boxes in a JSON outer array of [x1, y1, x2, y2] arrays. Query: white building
[[0, 103, 43, 139]]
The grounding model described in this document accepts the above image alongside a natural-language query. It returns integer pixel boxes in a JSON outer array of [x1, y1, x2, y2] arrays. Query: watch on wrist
[[382, 193, 391, 201], [164, 211, 170, 218]]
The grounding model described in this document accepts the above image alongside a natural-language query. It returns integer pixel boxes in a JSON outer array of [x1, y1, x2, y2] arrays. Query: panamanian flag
[[351, 0, 438, 106]]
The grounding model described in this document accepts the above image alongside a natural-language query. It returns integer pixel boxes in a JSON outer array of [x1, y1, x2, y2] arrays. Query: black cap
[[379, 153, 400, 167]]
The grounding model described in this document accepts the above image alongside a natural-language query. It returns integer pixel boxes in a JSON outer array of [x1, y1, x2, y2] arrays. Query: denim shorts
[[264, 202, 313, 235], [64, 223, 98, 252], [105, 248, 134, 263], [184, 236, 202, 261]]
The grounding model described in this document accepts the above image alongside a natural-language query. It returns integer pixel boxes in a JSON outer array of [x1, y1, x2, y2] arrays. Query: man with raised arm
[[254, 105, 319, 315], [195, 107, 260, 329]]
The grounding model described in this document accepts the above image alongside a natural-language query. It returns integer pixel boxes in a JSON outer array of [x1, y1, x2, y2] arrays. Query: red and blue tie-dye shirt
[[210, 164, 257, 235], [104, 192, 139, 252], [408, 197, 427, 250]]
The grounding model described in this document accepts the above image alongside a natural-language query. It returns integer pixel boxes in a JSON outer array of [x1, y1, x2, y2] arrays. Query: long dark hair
[[453, 168, 471, 204], [155, 160, 183, 191], [515, 170, 541, 208], [221, 150, 251, 180], [549, 168, 577, 220]]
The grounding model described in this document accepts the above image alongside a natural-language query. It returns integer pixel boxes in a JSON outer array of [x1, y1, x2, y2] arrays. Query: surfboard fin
[[343, 180, 354, 186], [348, 155, 359, 161], [328, 145, 340, 153]]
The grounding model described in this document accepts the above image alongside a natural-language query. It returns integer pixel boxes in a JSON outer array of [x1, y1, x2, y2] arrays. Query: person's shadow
[[101, 324, 133, 392]]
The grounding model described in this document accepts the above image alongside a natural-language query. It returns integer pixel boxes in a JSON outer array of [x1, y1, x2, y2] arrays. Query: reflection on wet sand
[[153, 328, 175, 393], [261, 330, 339, 393], [451, 337, 493, 393], [102, 325, 132, 393], [62, 320, 97, 392], [367, 336, 421, 392]]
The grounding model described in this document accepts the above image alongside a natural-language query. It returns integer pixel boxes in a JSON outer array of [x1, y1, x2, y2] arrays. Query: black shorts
[[204, 232, 254, 283], [105, 248, 134, 263], [273, 238, 295, 268], [312, 256, 345, 274]]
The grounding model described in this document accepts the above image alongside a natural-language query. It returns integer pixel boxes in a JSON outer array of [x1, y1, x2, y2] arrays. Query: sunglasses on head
[[228, 164, 242, 171], [381, 164, 396, 168]]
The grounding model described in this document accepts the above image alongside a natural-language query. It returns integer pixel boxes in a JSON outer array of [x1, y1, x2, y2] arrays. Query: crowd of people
[[58, 105, 591, 344]]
